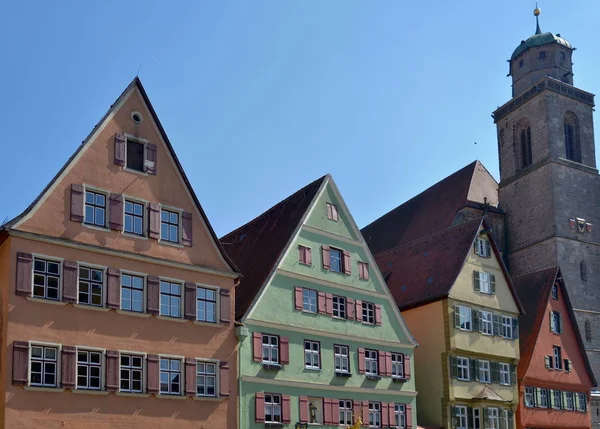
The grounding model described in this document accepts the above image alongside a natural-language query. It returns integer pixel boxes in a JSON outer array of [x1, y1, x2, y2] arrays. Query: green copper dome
[[511, 31, 573, 60]]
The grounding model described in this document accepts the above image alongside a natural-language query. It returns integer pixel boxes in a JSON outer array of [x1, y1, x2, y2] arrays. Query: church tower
[[493, 5, 600, 396]]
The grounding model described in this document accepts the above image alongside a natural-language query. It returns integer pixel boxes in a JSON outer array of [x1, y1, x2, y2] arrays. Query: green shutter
[[450, 356, 458, 379], [559, 313, 564, 333], [490, 274, 496, 293], [454, 306, 461, 328], [470, 359, 478, 381], [472, 310, 479, 331], [499, 409, 506, 429], [450, 406, 457, 428], [512, 317, 519, 339], [575, 392, 580, 410], [508, 410, 514, 429], [467, 407, 473, 427], [550, 311, 555, 332], [493, 314, 500, 336], [485, 240, 491, 258], [473, 271, 481, 291], [549, 390, 555, 408], [544, 355, 550, 369], [490, 361, 499, 384], [535, 388, 542, 407], [510, 364, 516, 386]]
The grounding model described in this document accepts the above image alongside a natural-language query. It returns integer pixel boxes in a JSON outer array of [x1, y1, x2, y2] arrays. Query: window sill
[[193, 320, 221, 327], [335, 371, 352, 378], [392, 376, 407, 382], [122, 232, 149, 240], [82, 223, 111, 233], [192, 395, 222, 402], [156, 315, 187, 323], [73, 303, 110, 312], [116, 310, 151, 318], [24, 386, 65, 393], [123, 167, 149, 177], [304, 367, 321, 372], [158, 240, 184, 249], [365, 375, 381, 380], [115, 391, 151, 398], [301, 310, 319, 316], [264, 423, 284, 428], [72, 389, 109, 396], [26, 297, 67, 306], [261, 363, 283, 371], [157, 394, 186, 400]]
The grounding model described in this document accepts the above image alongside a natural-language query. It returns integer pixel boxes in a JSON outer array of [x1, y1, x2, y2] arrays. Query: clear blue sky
[[1, 1, 599, 236]]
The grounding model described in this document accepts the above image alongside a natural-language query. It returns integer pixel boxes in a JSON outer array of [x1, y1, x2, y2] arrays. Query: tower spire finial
[[534, 3, 542, 34]]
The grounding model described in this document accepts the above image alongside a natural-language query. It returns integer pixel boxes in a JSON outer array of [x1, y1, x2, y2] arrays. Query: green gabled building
[[220, 174, 418, 429]]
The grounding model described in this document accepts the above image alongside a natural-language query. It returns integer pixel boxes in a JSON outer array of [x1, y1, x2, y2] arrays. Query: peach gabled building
[[0, 78, 240, 428]]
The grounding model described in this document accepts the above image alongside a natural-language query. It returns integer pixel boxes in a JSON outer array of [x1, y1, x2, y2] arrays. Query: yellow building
[[374, 218, 524, 429]]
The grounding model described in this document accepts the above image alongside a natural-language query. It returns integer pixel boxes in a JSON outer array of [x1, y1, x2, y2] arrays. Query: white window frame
[[119, 352, 145, 393], [330, 247, 343, 273], [501, 409, 510, 429], [455, 405, 468, 429], [339, 400, 353, 426], [481, 311, 493, 335], [525, 386, 535, 407], [551, 284, 558, 300], [332, 295, 346, 319], [123, 198, 146, 237], [120, 272, 145, 313], [362, 301, 375, 325], [501, 315, 513, 339], [262, 334, 279, 364], [32, 255, 62, 301], [457, 357, 470, 381], [473, 408, 481, 429], [365, 349, 378, 376], [334, 345, 349, 373], [123, 134, 149, 175], [553, 346, 562, 370], [395, 403, 406, 428], [551, 311, 561, 334], [77, 264, 105, 307], [303, 288, 317, 313], [487, 407, 499, 429], [475, 237, 491, 257], [196, 359, 218, 397], [479, 272, 492, 294], [540, 388, 549, 408], [553, 389, 562, 409], [577, 392, 586, 411], [391, 352, 404, 379], [479, 360, 491, 383], [159, 356, 182, 396], [265, 393, 282, 423], [76, 348, 104, 391], [368, 402, 381, 428], [84, 188, 108, 228], [457, 305, 472, 331], [159, 279, 182, 318], [159, 205, 182, 245], [196, 285, 218, 323], [566, 391, 575, 410], [304, 340, 320, 370], [29, 343, 60, 388], [499, 362, 510, 385]]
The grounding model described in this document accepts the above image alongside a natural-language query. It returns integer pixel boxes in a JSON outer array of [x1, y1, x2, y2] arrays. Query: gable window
[[395, 404, 406, 428], [265, 394, 282, 423], [501, 315, 513, 339], [30, 345, 58, 387], [304, 340, 320, 370], [391, 353, 404, 379], [302, 288, 317, 313], [368, 402, 381, 428], [124, 200, 144, 236], [160, 209, 179, 243], [474, 271, 495, 294], [84, 190, 106, 227], [479, 360, 491, 383], [332, 295, 346, 319], [553, 389, 562, 409], [578, 393, 587, 411], [499, 362, 510, 385], [330, 248, 343, 273], [339, 400, 353, 425], [539, 50, 546, 59], [525, 386, 535, 407], [455, 405, 467, 429], [334, 345, 349, 373], [196, 286, 217, 323], [480, 311, 493, 335], [564, 111, 581, 163], [160, 280, 181, 318], [33, 258, 60, 300], [457, 356, 470, 381], [326, 202, 339, 221], [362, 301, 375, 325], [456, 305, 472, 331], [77, 349, 102, 390], [487, 407, 499, 429], [121, 273, 144, 312], [550, 311, 562, 334], [520, 126, 533, 168], [78, 266, 103, 306], [120, 354, 143, 393], [358, 261, 369, 280], [126, 139, 145, 172], [539, 388, 549, 408], [262, 335, 279, 364], [365, 349, 378, 376], [475, 237, 491, 257], [159, 357, 181, 395], [552, 284, 558, 300], [553, 346, 562, 370], [196, 361, 216, 397], [298, 245, 312, 265]]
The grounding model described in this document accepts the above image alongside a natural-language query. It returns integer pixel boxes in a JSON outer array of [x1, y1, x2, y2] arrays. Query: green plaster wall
[[303, 184, 358, 241]]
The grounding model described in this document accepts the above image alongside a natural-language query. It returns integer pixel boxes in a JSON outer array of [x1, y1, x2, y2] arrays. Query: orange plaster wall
[[0, 237, 10, 428], [16, 87, 229, 271], [517, 284, 592, 429]]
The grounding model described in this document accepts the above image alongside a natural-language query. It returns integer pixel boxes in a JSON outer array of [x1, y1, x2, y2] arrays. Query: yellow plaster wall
[[402, 300, 446, 427]]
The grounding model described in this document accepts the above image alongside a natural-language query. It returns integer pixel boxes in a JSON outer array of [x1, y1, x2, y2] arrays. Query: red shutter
[[375, 304, 383, 326], [105, 350, 119, 392], [294, 286, 303, 311], [358, 348, 366, 373], [327, 203, 333, 220], [145, 143, 157, 175], [299, 246, 306, 264], [362, 400, 369, 422], [318, 291, 326, 314], [406, 404, 413, 428], [378, 351, 387, 377], [255, 392, 266, 423], [353, 401, 361, 424], [324, 398, 333, 425], [322, 245, 331, 270], [381, 402, 389, 426], [280, 336, 290, 364], [365, 262, 370, 280], [305, 247, 312, 265], [325, 293, 333, 316], [184, 282, 196, 320], [146, 275, 160, 315], [182, 211, 192, 247], [15, 252, 33, 296], [332, 400, 340, 424], [185, 358, 196, 396], [360, 262, 370, 280], [253, 332, 262, 362], [404, 354, 411, 379], [282, 395, 291, 423], [70, 184, 84, 222], [331, 204, 339, 221], [385, 352, 393, 377], [347, 298, 355, 320], [108, 193, 123, 230], [114, 133, 126, 166], [219, 361, 230, 397], [62, 260, 78, 303], [220, 289, 231, 324], [60, 346, 76, 389], [343, 251, 351, 274], [106, 268, 121, 309], [12, 341, 29, 385], [147, 354, 159, 394], [148, 203, 160, 239], [388, 402, 396, 425], [355, 300, 363, 322], [299, 396, 309, 423]]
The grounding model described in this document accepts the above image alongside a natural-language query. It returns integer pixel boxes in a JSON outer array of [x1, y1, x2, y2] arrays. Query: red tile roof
[[513, 268, 597, 385], [361, 160, 499, 255], [220, 176, 326, 320]]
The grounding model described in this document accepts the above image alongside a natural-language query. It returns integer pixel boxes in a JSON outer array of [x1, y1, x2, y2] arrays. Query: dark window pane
[[126, 141, 144, 172]]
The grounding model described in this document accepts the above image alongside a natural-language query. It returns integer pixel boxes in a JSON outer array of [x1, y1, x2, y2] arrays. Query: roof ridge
[[510, 266, 559, 279], [220, 174, 327, 240]]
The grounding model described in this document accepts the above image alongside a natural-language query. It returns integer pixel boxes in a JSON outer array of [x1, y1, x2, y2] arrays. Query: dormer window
[[126, 139, 144, 172]]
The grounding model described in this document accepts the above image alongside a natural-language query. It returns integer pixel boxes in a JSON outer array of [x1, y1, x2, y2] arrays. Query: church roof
[[511, 32, 573, 60], [361, 160, 499, 255]]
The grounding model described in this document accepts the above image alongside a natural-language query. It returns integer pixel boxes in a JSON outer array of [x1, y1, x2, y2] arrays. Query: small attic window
[[539, 51, 546, 60], [519, 59, 524, 68], [126, 140, 145, 172], [131, 111, 143, 124]]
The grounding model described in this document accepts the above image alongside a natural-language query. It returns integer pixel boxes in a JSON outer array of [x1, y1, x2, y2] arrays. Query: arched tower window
[[581, 259, 588, 282], [520, 126, 533, 168], [585, 320, 592, 342], [564, 111, 581, 162]]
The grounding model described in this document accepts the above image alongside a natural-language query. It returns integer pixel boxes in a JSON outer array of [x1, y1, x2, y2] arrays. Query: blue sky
[[1, 1, 599, 236]]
